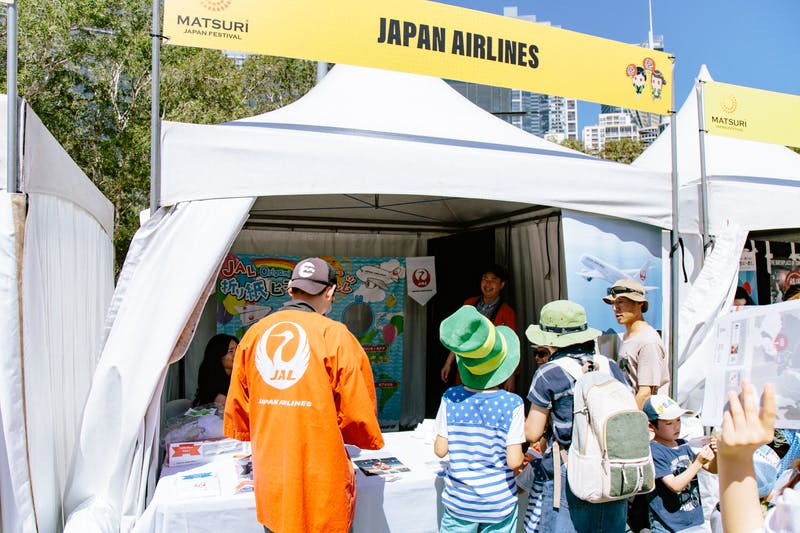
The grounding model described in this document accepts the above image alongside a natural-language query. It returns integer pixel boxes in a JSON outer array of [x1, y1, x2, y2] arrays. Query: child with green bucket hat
[[434, 305, 526, 533], [524, 299, 630, 532]]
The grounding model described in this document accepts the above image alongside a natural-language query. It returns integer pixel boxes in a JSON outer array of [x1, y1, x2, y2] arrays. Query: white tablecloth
[[134, 429, 446, 533]]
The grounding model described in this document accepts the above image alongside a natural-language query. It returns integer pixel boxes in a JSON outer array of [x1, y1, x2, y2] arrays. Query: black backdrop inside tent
[[424, 228, 496, 420]]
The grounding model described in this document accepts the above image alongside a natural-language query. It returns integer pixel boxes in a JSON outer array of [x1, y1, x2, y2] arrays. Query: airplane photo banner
[[561, 210, 664, 335], [703, 81, 800, 147], [163, 0, 673, 114]]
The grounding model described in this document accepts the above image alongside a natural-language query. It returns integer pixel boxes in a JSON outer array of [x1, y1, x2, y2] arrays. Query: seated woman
[[193, 333, 239, 406]]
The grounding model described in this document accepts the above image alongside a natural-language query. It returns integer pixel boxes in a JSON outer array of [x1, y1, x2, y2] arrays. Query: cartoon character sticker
[[627, 58, 660, 99], [627, 64, 647, 96], [651, 70, 666, 100]]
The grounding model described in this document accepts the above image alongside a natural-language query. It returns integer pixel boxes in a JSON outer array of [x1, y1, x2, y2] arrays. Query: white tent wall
[[675, 223, 748, 411], [19, 102, 114, 236], [1, 192, 37, 533], [64, 198, 252, 533], [2, 95, 115, 533], [504, 214, 566, 387], [21, 193, 114, 532]]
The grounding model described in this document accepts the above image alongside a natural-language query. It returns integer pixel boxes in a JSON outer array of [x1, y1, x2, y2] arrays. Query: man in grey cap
[[224, 257, 384, 533], [603, 278, 669, 409]]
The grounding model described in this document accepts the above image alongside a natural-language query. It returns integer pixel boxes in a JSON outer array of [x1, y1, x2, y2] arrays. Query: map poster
[[702, 299, 800, 430], [216, 254, 406, 431]]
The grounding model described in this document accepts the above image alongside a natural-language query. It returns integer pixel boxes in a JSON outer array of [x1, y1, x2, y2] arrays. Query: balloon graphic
[[382, 324, 397, 345], [390, 314, 404, 335]]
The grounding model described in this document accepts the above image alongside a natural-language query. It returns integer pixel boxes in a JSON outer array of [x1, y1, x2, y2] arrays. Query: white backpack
[[552, 354, 655, 503]]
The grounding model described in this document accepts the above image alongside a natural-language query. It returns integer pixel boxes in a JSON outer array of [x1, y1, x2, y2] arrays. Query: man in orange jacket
[[224, 257, 385, 533]]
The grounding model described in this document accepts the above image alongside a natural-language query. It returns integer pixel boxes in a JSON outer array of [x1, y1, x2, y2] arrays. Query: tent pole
[[150, 0, 162, 214], [6, 0, 19, 193], [696, 81, 711, 252], [669, 57, 680, 400], [317, 61, 328, 84]]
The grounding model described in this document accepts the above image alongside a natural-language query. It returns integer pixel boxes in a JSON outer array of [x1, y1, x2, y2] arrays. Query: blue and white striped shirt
[[434, 386, 525, 523]]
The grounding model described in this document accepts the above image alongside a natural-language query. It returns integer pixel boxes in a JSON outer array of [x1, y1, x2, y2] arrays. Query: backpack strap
[[551, 357, 584, 382], [591, 353, 612, 374], [552, 440, 569, 509]]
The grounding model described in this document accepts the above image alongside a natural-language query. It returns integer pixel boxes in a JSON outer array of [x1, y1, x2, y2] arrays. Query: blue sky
[[438, 0, 800, 136]]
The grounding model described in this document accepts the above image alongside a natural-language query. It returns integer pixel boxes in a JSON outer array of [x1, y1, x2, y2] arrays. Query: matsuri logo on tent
[[200, 0, 232, 12], [256, 322, 310, 390], [720, 93, 738, 114]]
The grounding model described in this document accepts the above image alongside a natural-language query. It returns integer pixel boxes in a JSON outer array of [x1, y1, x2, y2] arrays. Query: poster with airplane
[[562, 211, 664, 335]]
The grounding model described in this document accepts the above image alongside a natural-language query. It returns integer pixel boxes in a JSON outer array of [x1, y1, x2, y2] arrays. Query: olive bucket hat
[[525, 300, 602, 348], [440, 305, 520, 390]]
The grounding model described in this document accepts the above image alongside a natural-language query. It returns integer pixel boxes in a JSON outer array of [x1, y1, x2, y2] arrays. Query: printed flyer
[[216, 254, 405, 430], [702, 300, 800, 429]]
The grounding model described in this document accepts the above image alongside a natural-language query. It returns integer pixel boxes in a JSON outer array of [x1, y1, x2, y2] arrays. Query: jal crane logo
[[255, 322, 310, 390], [412, 268, 431, 288]]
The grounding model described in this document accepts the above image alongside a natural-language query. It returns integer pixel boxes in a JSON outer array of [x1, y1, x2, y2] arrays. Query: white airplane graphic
[[235, 303, 274, 326], [577, 253, 659, 291]]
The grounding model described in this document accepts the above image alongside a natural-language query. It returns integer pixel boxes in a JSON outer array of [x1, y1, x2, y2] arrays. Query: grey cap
[[288, 258, 336, 295]]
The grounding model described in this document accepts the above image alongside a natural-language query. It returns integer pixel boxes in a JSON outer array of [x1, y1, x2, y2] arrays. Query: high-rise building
[[582, 112, 640, 152], [446, 7, 578, 141]]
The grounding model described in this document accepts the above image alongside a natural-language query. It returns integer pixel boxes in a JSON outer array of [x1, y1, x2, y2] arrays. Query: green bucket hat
[[525, 300, 602, 348], [440, 305, 520, 390]]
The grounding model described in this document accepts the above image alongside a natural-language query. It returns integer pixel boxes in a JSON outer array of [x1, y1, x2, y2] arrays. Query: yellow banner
[[704, 81, 800, 147], [163, 0, 673, 114]]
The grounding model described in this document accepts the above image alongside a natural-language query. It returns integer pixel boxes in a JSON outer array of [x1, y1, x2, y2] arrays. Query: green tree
[[559, 138, 589, 154], [1, 2, 315, 270], [597, 138, 646, 164]]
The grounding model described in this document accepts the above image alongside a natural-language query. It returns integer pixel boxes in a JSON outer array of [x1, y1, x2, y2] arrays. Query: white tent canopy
[[1, 95, 115, 533], [634, 65, 800, 237], [633, 66, 800, 411], [163, 65, 672, 228], [64, 65, 673, 532]]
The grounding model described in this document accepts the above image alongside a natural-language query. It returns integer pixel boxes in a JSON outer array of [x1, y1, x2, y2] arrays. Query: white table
[[134, 430, 446, 533]]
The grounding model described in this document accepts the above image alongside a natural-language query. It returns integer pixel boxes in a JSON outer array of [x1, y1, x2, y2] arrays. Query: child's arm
[[433, 398, 449, 458], [434, 435, 448, 458], [659, 445, 714, 494], [515, 460, 535, 491], [506, 443, 524, 471], [704, 437, 718, 474], [525, 405, 549, 444], [718, 381, 775, 533]]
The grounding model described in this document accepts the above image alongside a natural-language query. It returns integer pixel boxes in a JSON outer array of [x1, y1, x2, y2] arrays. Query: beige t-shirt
[[618, 324, 670, 394]]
